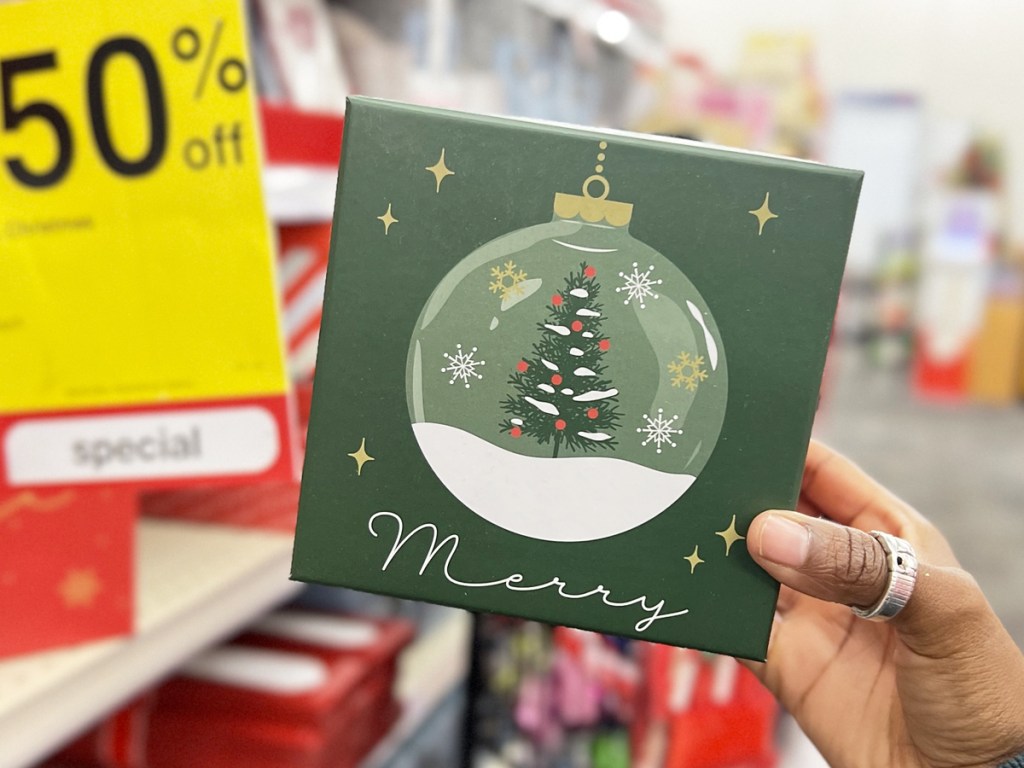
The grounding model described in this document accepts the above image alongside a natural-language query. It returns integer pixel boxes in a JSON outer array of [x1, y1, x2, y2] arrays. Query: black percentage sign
[[171, 20, 248, 171], [171, 20, 247, 99]]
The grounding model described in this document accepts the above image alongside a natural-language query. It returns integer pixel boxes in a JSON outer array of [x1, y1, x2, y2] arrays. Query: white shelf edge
[[0, 519, 301, 768], [263, 165, 338, 223], [361, 609, 472, 768]]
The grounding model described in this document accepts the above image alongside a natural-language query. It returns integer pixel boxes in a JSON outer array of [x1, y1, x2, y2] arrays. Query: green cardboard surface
[[292, 97, 862, 660]]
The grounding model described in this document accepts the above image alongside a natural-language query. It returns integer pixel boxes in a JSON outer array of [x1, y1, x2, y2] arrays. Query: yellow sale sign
[[0, 0, 295, 487]]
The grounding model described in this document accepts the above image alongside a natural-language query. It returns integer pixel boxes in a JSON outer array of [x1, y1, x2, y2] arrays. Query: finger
[[748, 509, 887, 610], [741, 596, 865, 700], [801, 441, 925, 532], [795, 495, 821, 519], [746, 509, 990, 655], [775, 584, 804, 615]]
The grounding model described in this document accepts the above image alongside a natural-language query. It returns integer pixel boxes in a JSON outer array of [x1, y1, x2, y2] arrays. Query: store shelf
[[263, 165, 338, 223], [0, 519, 300, 768], [361, 608, 472, 768], [260, 102, 342, 224]]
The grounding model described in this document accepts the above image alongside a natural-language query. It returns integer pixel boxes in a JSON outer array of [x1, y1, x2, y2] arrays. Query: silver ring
[[851, 531, 918, 621]]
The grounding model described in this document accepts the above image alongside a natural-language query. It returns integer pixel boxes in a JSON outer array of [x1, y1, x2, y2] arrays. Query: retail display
[[0, 0, 296, 492], [42, 610, 414, 768], [253, 0, 348, 113], [469, 616, 777, 768], [277, 221, 334, 428], [968, 290, 1024, 404], [41, 696, 153, 768], [913, 136, 1004, 400], [0, 487, 135, 659], [148, 612, 412, 768], [141, 480, 299, 532], [293, 97, 862, 659]]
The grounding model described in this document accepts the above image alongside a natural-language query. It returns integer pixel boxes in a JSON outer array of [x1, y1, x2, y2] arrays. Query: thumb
[[746, 510, 989, 653], [747, 510, 888, 610]]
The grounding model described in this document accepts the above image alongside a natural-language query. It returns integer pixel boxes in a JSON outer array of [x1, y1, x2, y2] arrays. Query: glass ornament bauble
[[407, 173, 727, 542]]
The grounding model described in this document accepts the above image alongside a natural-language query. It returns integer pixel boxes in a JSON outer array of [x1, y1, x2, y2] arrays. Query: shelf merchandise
[[0, 487, 135, 659], [40, 610, 414, 768], [253, 0, 348, 113], [0, 0, 297, 494], [141, 480, 299, 533], [278, 222, 333, 392], [468, 616, 778, 768]]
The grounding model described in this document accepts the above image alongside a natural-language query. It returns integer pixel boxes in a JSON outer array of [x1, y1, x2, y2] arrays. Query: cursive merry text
[[368, 511, 689, 633]]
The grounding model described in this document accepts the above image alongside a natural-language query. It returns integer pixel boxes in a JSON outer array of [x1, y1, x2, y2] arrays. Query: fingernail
[[758, 514, 811, 568]]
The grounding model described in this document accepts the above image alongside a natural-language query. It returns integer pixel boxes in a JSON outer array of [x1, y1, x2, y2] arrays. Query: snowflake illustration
[[615, 262, 663, 309], [489, 260, 528, 300], [636, 408, 683, 454], [442, 344, 485, 388], [667, 352, 709, 392]]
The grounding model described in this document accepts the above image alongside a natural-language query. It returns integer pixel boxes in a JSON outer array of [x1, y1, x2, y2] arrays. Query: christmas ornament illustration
[[407, 142, 728, 542]]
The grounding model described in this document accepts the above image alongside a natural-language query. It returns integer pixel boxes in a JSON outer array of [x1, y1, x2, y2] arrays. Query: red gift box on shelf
[[146, 644, 399, 768], [260, 102, 343, 427], [147, 698, 398, 768], [0, 487, 135, 659], [633, 647, 779, 768], [144, 610, 414, 768], [237, 609, 415, 678], [278, 222, 332, 395], [42, 695, 154, 768], [140, 481, 300, 533]]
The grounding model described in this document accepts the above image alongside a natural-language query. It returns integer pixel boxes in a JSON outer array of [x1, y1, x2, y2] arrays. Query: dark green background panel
[[292, 97, 862, 661]]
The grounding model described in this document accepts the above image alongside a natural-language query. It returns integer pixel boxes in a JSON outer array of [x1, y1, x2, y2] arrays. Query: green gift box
[[292, 97, 861, 660]]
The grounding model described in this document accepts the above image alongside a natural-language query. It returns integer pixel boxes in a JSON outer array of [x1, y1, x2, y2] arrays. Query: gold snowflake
[[489, 260, 528, 300], [668, 352, 708, 392]]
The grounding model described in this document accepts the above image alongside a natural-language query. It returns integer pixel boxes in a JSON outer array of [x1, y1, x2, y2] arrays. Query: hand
[[745, 440, 1024, 768]]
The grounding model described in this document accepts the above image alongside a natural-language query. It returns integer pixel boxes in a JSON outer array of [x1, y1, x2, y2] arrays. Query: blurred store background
[[3, 1, 1023, 767]]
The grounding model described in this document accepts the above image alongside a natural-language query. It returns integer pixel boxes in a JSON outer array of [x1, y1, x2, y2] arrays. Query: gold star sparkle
[[748, 192, 778, 236], [425, 148, 455, 193], [377, 203, 398, 234], [684, 545, 705, 574], [716, 514, 746, 556], [59, 568, 101, 608], [347, 437, 375, 476]]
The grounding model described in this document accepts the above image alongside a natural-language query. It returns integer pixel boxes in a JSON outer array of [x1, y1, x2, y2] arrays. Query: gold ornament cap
[[553, 174, 633, 227]]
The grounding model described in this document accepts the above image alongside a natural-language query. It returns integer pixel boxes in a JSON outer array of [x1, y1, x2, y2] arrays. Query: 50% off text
[[1, 17, 251, 189]]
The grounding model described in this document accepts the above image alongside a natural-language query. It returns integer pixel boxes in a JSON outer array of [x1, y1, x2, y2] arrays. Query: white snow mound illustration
[[412, 422, 696, 542]]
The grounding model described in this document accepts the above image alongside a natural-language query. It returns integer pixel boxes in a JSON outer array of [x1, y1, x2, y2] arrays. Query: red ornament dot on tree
[[571, 320, 584, 332], [554, 419, 567, 431], [552, 294, 563, 306], [510, 426, 522, 438], [584, 265, 597, 277], [516, 360, 529, 372], [551, 374, 563, 385], [599, 339, 611, 351], [587, 408, 599, 419]]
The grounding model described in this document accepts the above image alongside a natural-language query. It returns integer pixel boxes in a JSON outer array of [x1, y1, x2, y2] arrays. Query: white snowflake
[[441, 344, 485, 388], [636, 408, 682, 454], [616, 262, 663, 309]]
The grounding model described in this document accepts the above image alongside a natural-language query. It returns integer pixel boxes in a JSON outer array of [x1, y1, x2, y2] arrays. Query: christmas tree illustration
[[500, 263, 621, 457]]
